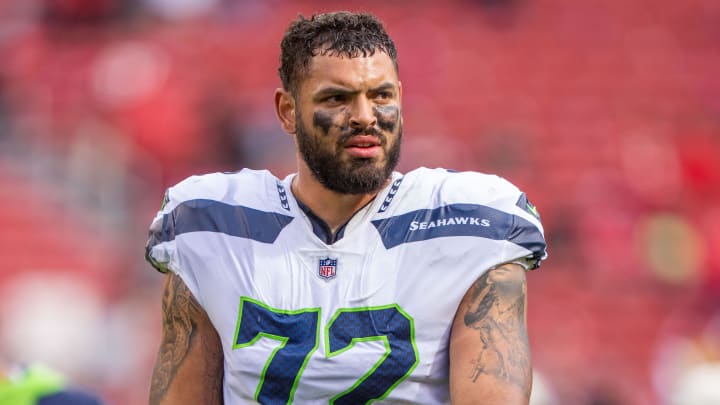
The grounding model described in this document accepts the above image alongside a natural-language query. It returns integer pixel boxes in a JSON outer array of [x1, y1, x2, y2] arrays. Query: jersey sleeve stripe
[[147, 199, 295, 248], [370, 203, 546, 255]]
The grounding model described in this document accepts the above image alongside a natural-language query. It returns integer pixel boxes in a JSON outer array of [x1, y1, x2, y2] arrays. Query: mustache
[[337, 126, 387, 146]]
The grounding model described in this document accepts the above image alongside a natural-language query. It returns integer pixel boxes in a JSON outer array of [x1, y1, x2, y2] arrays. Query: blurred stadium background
[[0, 0, 719, 404]]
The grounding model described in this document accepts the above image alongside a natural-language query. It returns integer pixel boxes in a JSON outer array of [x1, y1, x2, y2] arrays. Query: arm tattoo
[[150, 273, 205, 404], [462, 264, 531, 398]]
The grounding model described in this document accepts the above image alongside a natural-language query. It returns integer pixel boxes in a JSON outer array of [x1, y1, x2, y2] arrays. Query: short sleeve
[[142, 174, 225, 305], [504, 192, 547, 270], [145, 189, 178, 274]]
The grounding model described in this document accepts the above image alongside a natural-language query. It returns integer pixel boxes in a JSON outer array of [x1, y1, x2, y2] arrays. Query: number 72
[[233, 297, 419, 404]]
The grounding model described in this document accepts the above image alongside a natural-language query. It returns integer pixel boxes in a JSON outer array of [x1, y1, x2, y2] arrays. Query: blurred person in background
[[0, 358, 104, 405], [653, 303, 720, 405], [145, 11, 547, 404]]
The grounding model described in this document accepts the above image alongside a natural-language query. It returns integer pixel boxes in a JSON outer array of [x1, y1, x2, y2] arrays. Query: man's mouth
[[344, 135, 382, 158]]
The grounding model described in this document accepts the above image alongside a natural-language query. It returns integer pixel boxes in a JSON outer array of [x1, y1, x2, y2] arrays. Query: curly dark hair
[[279, 11, 398, 93]]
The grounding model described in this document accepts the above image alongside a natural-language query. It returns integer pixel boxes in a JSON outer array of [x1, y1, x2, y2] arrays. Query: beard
[[296, 117, 402, 195]]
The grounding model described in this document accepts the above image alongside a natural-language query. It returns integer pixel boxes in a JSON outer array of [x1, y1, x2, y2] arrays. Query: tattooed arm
[[449, 263, 531, 405], [150, 273, 224, 405]]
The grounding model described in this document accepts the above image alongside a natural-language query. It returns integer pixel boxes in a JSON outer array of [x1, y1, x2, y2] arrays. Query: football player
[[146, 11, 546, 404]]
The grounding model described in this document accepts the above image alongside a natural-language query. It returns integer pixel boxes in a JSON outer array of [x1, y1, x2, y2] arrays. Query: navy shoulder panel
[[371, 203, 545, 253], [154, 199, 294, 244]]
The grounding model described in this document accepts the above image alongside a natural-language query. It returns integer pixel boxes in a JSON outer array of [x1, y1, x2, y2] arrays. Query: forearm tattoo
[[462, 264, 531, 398], [150, 273, 204, 404]]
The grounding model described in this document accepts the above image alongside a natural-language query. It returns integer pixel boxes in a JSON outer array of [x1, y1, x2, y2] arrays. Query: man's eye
[[324, 95, 346, 103], [375, 92, 392, 100]]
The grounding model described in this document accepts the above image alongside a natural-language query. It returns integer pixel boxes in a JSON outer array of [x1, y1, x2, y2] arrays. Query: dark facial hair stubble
[[296, 105, 402, 194]]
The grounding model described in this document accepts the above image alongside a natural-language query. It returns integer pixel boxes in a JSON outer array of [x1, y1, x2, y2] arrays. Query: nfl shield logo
[[318, 257, 338, 280]]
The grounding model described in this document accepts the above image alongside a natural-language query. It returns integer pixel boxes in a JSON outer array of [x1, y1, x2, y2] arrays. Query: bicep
[[150, 273, 224, 405], [449, 263, 531, 405]]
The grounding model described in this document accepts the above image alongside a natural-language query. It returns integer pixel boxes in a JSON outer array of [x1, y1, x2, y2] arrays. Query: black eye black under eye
[[312, 110, 337, 134]]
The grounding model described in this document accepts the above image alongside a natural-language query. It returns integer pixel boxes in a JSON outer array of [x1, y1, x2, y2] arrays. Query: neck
[[292, 165, 387, 232]]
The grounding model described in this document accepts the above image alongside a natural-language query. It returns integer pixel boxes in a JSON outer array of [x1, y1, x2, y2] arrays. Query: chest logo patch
[[318, 257, 338, 280]]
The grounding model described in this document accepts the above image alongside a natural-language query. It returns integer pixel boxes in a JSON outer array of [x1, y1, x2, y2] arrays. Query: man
[[146, 11, 546, 404]]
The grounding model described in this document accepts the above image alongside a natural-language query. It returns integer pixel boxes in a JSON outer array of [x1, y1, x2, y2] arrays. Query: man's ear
[[274, 88, 296, 134]]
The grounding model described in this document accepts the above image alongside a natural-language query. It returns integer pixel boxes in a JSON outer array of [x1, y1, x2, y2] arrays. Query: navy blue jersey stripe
[[149, 199, 294, 247], [371, 203, 546, 255], [508, 215, 547, 256]]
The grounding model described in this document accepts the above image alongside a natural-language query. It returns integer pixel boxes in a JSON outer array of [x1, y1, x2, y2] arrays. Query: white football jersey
[[146, 167, 547, 404]]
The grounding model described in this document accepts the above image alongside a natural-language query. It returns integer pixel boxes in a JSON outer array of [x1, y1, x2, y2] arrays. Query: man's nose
[[349, 96, 377, 129]]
